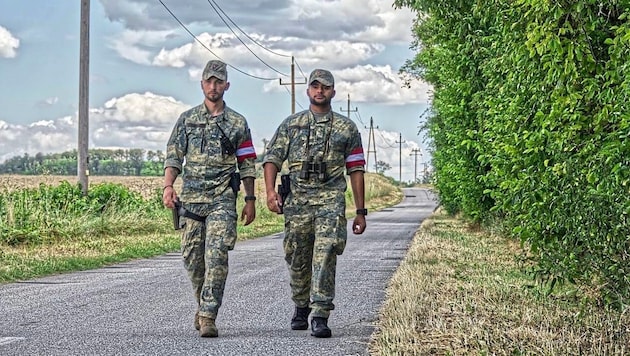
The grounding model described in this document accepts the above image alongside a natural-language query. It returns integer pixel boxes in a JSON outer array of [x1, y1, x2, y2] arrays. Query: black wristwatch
[[356, 208, 368, 216], [244, 196, 257, 202]]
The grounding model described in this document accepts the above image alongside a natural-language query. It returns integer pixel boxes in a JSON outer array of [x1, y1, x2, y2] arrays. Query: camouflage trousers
[[180, 191, 237, 320], [283, 201, 347, 319]]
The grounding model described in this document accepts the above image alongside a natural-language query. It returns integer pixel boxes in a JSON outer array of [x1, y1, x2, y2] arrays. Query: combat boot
[[310, 317, 331, 338], [199, 316, 218, 338], [291, 306, 311, 330], [194, 311, 200, 331]]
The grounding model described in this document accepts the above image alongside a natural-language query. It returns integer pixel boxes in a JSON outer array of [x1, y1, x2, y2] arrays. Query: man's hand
[[352, 214, 366, 234], [163, 186, 178, 209], [266, 190, 283, 214], [240, 202, 256, 226]]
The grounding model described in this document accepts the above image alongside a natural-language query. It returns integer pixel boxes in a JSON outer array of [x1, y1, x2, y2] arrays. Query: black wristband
[[244, 196, 256, 202], [356, 208, 368, 216], [163, 185, 173, 191]]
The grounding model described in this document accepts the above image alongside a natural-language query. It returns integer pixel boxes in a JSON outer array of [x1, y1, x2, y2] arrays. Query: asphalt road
[[0, 188, 437, 356]]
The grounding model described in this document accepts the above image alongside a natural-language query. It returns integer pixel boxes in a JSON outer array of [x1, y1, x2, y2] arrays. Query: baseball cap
[[202, 60, 227, 81], [308, 69, 334, 86]]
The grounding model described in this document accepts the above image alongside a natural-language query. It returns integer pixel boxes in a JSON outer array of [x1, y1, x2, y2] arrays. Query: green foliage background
[[395, 0, 629, 307]]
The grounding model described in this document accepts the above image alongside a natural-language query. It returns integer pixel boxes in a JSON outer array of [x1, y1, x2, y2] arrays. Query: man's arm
[[350, 170, 366, 234], [240, 176, 256, 225], [163, 166, 180, 209], [263, 162, 282, 214]]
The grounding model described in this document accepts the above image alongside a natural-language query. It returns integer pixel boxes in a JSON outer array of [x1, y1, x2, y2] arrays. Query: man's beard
[[206, 92, 223, 102], [309, 97, 331, 106]]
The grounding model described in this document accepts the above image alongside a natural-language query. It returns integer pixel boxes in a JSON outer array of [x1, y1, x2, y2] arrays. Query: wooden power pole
[[340, 93, 357, 120], [410, 148, 422, 183], [395, 133, 406, 183], [78, 0, 90, 195], [279, 56, 306, 114], [365, 117, 378, 172]]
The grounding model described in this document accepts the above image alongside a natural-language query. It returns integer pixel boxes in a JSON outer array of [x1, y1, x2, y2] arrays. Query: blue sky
[[0, 0, 432, 182]]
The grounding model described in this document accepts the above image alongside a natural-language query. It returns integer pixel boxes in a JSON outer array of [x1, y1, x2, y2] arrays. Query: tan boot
[[199, 316, 218, 338], [194, 311, 200, 331]]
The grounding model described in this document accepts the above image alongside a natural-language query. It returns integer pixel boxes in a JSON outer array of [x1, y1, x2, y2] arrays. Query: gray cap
[[308, 69, 334, 86], [202, 60, 227, 81]]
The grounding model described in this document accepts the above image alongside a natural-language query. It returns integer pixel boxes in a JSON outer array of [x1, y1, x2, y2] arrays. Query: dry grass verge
[[369, 208, 629, 355]]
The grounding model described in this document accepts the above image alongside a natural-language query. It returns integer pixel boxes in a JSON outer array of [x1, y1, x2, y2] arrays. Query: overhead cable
[[209, 0, 292, 59], [206, 0, 289, 77], [158, 0, 277, 81]]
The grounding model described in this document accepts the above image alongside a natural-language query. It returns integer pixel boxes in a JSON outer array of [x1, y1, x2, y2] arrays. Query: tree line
[[0, 149, 166, 176], [396, 0, 629, 307]]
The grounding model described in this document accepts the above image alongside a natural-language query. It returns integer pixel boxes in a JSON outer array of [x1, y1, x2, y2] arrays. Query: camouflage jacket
[[164, 102, 256, 203], [264, 110, 365, 203]]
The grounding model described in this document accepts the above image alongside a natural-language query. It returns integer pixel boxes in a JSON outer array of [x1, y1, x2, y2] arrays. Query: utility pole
[[78, 0, 90, 195], [395, 133, 406, 183], [365, 117, 378, 173], [410, 148, 422, 183], [340, 93, 357, 120], [279, 56, 306, 114]]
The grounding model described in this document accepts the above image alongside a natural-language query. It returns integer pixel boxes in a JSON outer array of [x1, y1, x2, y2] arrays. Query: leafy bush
[[396, 0, 630, 307]]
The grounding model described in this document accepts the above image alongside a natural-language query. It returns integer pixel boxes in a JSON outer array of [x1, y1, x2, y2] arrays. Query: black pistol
[[230, 172, 241, 193], [277, 174, 291, 214], [172, 199, 183, 230]]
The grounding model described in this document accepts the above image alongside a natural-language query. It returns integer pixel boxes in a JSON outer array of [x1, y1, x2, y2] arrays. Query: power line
[[205, 0, 289, 77], [377, 130, 397, 148], [279, 56, 307, 114], [158, 0, 277, 81], [208, 0, 292, 59], [293, 57, 308, 79], [283, 86, 305, 111]]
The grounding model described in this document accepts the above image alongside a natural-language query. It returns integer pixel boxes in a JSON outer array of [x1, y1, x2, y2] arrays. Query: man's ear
[[331, 89, 336, 99], [225, 82, 230, 91]]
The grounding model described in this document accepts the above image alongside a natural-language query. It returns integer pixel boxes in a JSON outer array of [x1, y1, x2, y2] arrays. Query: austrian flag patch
[[236, 140, 257, 162], [345, 147, 365, 168]]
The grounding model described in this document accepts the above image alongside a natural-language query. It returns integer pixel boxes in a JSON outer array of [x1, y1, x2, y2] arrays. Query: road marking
[[0, 337, 26, 345]]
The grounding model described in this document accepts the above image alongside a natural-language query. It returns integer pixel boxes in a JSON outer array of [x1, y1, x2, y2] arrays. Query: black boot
[[291, 306, 311, 330], [310, 317, 331, 338]]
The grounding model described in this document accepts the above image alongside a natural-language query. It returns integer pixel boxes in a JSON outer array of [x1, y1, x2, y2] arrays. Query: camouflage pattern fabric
[[308, 69, 334, 86], [282, 195, 347, 319], [180, 190, 237, 319], [164, 102, 256, 203], [264, 110, 364, 202], [164, 101, 256, 319], [264, 109, 365, 318]]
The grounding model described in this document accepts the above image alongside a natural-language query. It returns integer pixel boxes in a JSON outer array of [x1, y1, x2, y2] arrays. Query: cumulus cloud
[[0, 117, 75, 163], [108, 29, 177, 65], [0, 25, 20, 58], [0, 92, 189, 163], [97, 0, 427, 109]]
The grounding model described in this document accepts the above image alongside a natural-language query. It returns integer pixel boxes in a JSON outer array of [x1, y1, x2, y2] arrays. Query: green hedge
[[396, 0, 629, 307]]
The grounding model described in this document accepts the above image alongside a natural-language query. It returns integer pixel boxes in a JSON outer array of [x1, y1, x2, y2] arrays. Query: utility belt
[[172, 172, 240, 230]]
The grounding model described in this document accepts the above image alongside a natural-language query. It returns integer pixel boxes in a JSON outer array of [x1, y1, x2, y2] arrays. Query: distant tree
[[375, 160, 391, 174]]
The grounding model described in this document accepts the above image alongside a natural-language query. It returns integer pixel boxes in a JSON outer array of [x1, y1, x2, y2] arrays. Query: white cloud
[[0, 92, 188, 163], [0, 25, 20, 58], [108, 29, 176, 65]]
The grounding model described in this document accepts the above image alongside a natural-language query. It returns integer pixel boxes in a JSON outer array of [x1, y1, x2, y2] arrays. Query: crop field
[[0, 174, 273, 201], [0, 175, 171, 199]]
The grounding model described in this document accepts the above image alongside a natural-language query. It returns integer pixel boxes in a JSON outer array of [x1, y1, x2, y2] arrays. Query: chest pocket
[[184, 123, 207, 155], [287, 124, 310, 160]]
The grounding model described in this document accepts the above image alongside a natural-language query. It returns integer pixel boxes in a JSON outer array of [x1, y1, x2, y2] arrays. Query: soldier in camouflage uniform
[[263, 69, 367, 338], [162, 60, 258, 338]]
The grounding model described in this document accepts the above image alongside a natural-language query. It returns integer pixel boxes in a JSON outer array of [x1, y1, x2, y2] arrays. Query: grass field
[[0, 173, 403, 283]]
